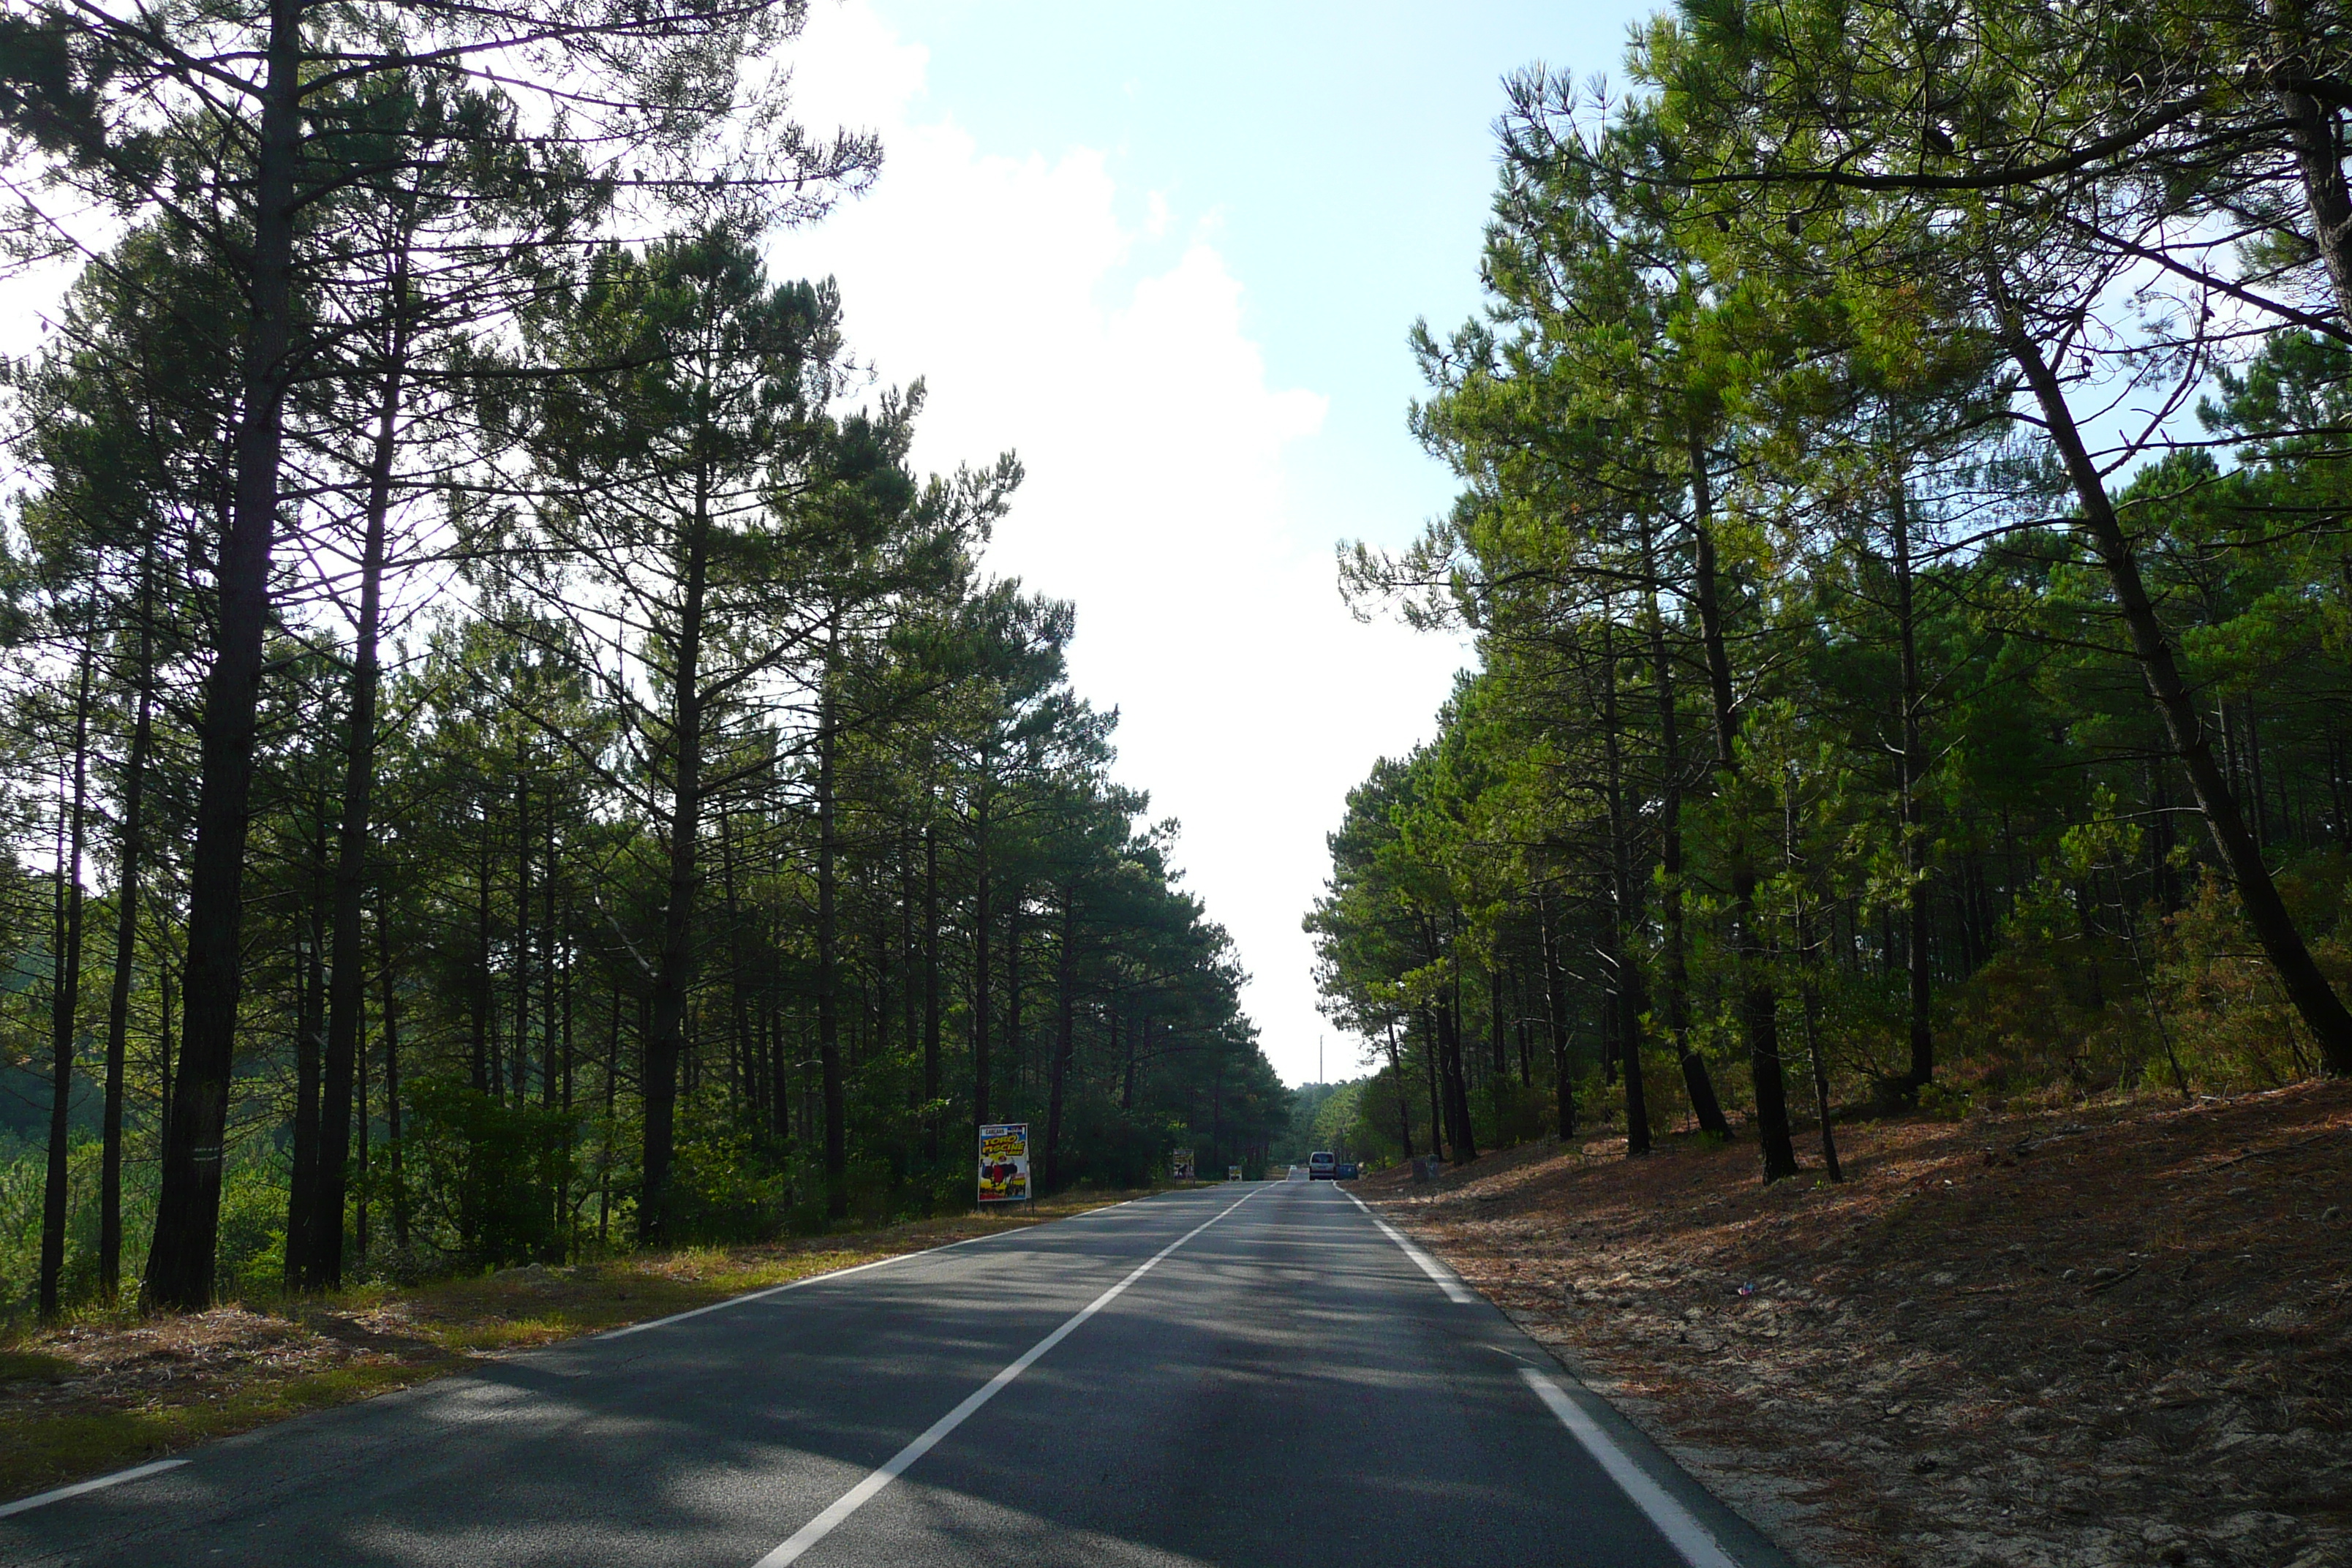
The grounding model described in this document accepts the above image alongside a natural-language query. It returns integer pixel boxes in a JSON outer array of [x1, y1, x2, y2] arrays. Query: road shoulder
[[1351, 1080, 2352, 1568], [0, 1192, 1140, 1508]]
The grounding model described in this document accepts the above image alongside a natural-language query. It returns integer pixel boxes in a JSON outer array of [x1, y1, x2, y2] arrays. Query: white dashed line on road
[[0, 1460, 186, 1520], [751, 1186, 1267, 1567]]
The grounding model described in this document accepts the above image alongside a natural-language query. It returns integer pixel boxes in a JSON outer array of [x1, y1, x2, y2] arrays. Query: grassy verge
[[0, 1190, 1139, 1504]]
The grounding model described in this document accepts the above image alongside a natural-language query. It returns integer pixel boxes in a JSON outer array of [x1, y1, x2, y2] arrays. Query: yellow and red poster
[[978, 1123, 1030, 1204]]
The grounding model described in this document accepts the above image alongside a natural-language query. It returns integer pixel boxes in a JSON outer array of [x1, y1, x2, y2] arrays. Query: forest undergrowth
[[0, 1191, 1134, 1504], [1365, 1082, 2352, 1568]]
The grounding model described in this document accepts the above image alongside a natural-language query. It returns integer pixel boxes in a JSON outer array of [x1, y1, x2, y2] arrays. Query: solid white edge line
[[750, 1186, 1264, 1568], [1060, 1195, 1146, 1218], [0, 1196, 1205, 1520], [1518, 1368, 1741, 1568], [1341, 1189, 1477, 1304], [0, 1459, 187, 1520], [604, 1199, 1141, 1341], [600, 1245, 966, 1340]]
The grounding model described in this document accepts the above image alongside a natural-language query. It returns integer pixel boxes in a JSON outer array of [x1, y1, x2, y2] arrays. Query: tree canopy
[[0, 1, 1284, 1318], [1314, 0, 2352, 1180]]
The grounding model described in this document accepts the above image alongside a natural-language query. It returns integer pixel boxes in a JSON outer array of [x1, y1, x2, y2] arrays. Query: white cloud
[[770, 2, 1458, 1085]]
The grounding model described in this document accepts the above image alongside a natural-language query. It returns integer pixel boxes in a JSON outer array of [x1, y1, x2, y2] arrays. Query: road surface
[[1, 1182, 1801, 1567]]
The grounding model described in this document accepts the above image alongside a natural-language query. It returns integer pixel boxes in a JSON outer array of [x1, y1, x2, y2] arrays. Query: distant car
[[1308, 1150, 1337, 1180], [1335, 1162, 1359, 1180]]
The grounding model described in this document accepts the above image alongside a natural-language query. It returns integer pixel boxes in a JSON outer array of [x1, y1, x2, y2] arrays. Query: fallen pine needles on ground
[[0, 1192, 1131, 1504], [1360, 1082, 2352, 1568]]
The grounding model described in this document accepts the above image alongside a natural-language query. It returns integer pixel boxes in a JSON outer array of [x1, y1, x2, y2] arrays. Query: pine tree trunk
[[543, 819, 562, 1257], [146, 0, 304, 1312], [972, 791, 993, 1134], [559, 897, 575, 1257], [1384, 1017, 1416, 1158], [1436, 968, 1478, 1161], [2272, 0, 2352, 325], [310, 322, 406, 1291], [721, 813, 749, 1111], [1488, 965, 1507, 1079], [100, 559, 155, 1300], [1787, 780, 1844, 1181], [472, 815, 491, 1096], [1643, 517, 1730, 1136], [1600, 621, 1651, 1156], [816, 664, 848, 1222], [1044, 886, 1077, 1192], [1120, 1013, 1139, 1112], [157, 964, 173, 1173], [284, 817, 326, 1291], [1891, 483, 1934, 1094], [1422, 1009, 1447, 1163], [513, 766, 531, 1104], [1006, 896, 1023, 1096], [355, 998, 368, 1261], [380, 914, 407, 1249], [1537, 892, 1575, 1139], [42, 646, 94, 1321], [603, 986, 624, 1243], [1688, 426, 1801, 1180], [900, 829, 919, 1133], [1997, 289, 2352, 1075], [1515, 968, 1532, 1087], [545, 815, 560, 1114], [641, 474, 715, 1243], [924, 819, 941, 1161]]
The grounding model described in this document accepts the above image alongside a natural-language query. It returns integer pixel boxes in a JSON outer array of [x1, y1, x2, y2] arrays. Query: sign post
[[1170, 1147, 1194, 1183], [978, 1123, 1030, 1205]]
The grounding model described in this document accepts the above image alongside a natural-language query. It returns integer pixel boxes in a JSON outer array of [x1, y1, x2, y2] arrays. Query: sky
[[763, 0, 1659, 1088]]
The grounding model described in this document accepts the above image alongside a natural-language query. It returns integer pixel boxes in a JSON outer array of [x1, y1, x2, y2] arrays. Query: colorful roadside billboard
[[1170, 1147, 1194, 1181], [979, 1123, 1030, 1204]]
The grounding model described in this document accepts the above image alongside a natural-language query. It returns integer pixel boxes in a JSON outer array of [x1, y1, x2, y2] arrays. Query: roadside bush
[[1343, 1066, 1420, 1163], [1479, 1074, 1552, 1147], [390, 1078, 576, 1268], [2155, 872, 2349, 1091], [666, 1123, 784, 1243], [214, 1164, 289, 1297]]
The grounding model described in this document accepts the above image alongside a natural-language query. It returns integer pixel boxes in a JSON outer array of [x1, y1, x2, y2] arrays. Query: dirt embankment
[[1361, 1083, 2352, 1568]]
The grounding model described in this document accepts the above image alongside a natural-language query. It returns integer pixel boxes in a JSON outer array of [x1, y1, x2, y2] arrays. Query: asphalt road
[[1, 1182, 1802, 1568]]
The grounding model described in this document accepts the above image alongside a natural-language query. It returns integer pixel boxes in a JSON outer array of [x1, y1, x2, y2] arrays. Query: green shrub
[[1916, 1079, 1975, 1120], [214, 1165, 288, 1297], [388, 1078, 576, 1267], [664, 1123, 784, 1243]]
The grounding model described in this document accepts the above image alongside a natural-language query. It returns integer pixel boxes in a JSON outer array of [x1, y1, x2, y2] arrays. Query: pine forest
[[0, 0, 1284, 1317], [5, 1, 2352, 1561], [1310, 1, 2352, 1180]]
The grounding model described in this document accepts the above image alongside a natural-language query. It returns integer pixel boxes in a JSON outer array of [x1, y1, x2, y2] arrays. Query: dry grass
[[0, 1191, 1131, 1504], [1360, 1083, 2352, 1568]]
